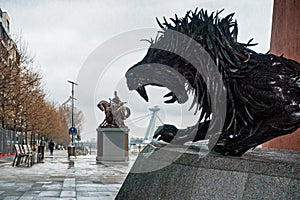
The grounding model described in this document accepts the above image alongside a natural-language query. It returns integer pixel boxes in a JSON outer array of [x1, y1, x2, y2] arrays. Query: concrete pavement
[[0, 150, 136, 200]]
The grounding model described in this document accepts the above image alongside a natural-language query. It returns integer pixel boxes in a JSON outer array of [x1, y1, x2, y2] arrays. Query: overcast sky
[[0, 0, 274, 141]]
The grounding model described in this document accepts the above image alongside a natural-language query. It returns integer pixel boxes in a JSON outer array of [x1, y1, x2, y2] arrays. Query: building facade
[[262, 0, 300, 151]]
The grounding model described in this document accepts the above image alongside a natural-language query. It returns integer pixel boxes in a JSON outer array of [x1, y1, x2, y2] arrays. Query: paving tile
[[62, 185, 75, 190], [36, 181, 52, 184], [76, 192, 89, 197], [43, 184, 62, 190], [33, 198, 58, 200], [77, 197, 100, 200], [76, 187, 97, 192], [88, 191, 113, 197], [21, 191, 41, 196], [3, 196, 19, 200], [76, 183, 102, 188], [38, 190, 61, 197], [16, 185, 33, 192], [19, 196, 34, 200], [60, 191, 76, 197]]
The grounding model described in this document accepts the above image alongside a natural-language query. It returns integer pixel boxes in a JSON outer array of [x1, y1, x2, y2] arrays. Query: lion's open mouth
[[126, 62, 189, 104]]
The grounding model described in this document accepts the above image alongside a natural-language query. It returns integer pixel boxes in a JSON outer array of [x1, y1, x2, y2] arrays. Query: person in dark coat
[[49, 139, 55, 155]]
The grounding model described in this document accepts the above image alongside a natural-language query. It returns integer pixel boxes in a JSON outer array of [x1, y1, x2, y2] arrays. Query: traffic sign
[[69, 127, 77, 135]]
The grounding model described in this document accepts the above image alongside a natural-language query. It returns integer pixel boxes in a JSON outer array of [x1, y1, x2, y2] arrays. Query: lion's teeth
[[136, 85, 149, 102]]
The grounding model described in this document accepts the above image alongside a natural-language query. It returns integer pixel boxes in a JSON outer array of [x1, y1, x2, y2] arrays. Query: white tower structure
[[144, 105, 160, 143]]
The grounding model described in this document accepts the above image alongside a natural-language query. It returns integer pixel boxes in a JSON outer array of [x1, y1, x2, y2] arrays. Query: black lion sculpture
[[126, 9, 300, 156]]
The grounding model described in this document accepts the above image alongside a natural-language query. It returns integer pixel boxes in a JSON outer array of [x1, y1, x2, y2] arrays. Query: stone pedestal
[[96, 128, 129, 162], [116, 144, 300, 199]]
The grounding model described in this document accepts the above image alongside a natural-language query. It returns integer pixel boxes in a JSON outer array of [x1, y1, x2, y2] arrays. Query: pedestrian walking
[[49, 139, 55, 155]]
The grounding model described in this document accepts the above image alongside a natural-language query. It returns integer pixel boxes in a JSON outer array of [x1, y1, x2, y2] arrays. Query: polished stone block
[[116, 145, 300, 200], [96, 128, 129, 162]]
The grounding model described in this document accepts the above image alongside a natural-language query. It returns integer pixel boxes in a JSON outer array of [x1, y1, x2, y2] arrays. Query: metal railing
[[0, 127, 19, 155]]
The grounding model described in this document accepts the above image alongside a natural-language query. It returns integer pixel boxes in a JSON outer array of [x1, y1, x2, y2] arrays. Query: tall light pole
[[68, 80, 78, 146]]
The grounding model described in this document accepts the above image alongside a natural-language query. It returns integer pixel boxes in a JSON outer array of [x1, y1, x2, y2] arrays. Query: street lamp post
[[67, 80, 78, 146]]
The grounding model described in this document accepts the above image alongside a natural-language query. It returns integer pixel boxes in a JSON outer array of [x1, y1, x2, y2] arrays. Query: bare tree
[[0, 33, 72, 145]]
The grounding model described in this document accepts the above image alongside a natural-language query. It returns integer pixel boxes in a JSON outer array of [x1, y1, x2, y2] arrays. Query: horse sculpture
[[97, 91, 131, 128]]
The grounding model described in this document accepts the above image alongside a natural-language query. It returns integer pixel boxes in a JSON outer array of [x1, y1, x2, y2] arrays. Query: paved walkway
[[0, 150, 136, 200]]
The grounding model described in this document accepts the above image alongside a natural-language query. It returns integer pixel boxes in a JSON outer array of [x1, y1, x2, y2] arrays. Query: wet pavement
[[0, 150, 137, 200]]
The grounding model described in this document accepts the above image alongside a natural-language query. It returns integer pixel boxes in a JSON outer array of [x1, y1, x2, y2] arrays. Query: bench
[[23, 145, 34, 166], [28, 145, 42, 163], [12, 144, 30, 167], [12, 144, 22, 166]]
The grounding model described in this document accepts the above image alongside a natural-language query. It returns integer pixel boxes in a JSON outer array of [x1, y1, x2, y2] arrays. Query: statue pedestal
[[96, 127, 129, 162], [116, 144, 300, 199]]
